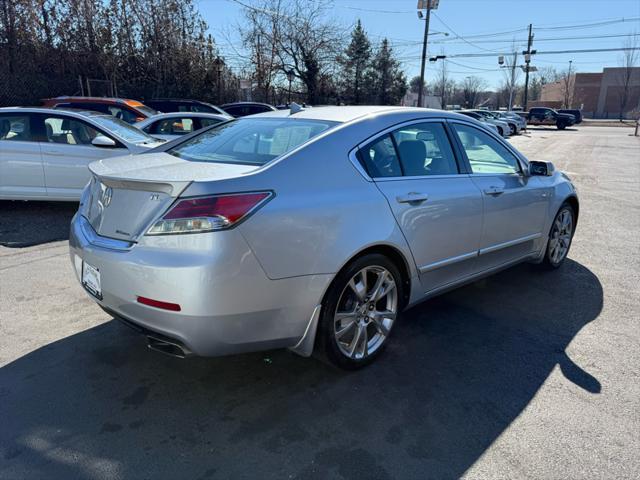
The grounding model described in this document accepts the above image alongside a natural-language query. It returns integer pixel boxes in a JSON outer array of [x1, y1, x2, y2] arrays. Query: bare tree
[[431, 59, 455, 109], [238, 0, 283, 103], [237, 0, 343, 105], [461, 76, 487, 109], [274, 0, 343, 104], [617, 34, 639, 120], [560, 64, 575, 109]]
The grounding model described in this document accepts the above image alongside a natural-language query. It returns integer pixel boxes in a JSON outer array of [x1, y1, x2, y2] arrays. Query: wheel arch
[[563, 194, 580, 226], [330, 243, 413, 310]]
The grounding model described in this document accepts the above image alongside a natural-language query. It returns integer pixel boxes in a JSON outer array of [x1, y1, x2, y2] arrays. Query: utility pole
[[508, 51, 518, 110], [523, 23, 534, 111], [417, 0, 440, 108]]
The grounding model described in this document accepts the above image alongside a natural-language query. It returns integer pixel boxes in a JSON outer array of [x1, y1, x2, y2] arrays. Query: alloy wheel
[[333, 266, 398, 360], [548, 209, 573, 265]]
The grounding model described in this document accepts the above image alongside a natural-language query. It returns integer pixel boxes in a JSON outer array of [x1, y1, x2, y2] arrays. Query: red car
[[41, 96, 158, 124]]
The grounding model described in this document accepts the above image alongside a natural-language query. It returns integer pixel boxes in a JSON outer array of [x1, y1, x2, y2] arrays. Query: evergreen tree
[[337, 19, 371, 105], [366, 38, 407, 105]]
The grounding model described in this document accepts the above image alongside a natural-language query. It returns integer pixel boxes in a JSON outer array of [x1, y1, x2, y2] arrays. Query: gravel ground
[[1, 126, 638, 479]]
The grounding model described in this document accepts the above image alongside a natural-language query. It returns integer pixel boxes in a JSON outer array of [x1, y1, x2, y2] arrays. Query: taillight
[[146, 192, 272, 235]]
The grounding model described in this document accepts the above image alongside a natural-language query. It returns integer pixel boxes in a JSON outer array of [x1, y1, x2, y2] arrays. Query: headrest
[[416, 131, 434, 141], [398, 140, 426, 161]]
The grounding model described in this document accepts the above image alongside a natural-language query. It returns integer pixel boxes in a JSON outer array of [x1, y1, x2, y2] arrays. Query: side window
[[391, 123, 458, 176], [0, 115, 32, 141], [249, 105, 269, 114], [108, 106, 137, 124], [43, 116, 100, 146], [358, 134, 402, 178], [68, 103, 108, 114], [199, 118, 223, 128], [193, 104, 214, 113], [452, 123, 521, 174], [224, 106, 240, 117], [153, 117, 194, 135]]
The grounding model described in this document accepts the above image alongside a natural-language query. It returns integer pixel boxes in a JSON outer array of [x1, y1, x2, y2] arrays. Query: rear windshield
[[168, 117, 336, 165], [91, 115, 159, 144]]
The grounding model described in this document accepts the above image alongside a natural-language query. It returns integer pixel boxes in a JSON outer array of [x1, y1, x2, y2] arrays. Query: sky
[[198, 0, 640, 89]]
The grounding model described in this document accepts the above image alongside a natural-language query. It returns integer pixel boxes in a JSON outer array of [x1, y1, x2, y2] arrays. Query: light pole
[[417, 0, 440, 108], [286, 69, 295, 105]]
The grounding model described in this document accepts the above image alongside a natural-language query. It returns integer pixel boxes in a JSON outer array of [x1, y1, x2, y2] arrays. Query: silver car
[[69, 106, 579, 369], [0, 108, 164, 201], [134, 112, 232, 141]]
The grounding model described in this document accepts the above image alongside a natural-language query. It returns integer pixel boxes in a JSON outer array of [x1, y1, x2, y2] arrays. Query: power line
[[536, 16, 640, 30], [432, 33, 640, 45], [431, 11, 503, 54]]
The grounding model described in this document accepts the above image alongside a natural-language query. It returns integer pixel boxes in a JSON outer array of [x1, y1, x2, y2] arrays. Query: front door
[[35, 114, 128, 199], [359, 121, 483, 293], [449, 122, 550, 271]]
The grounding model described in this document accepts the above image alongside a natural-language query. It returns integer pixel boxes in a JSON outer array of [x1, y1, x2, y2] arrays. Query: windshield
[[168, 117, 337, 165], [92, 115, 160, 144]]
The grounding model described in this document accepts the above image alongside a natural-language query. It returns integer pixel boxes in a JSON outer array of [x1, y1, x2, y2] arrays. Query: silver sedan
[[69, 106, 579, 369]]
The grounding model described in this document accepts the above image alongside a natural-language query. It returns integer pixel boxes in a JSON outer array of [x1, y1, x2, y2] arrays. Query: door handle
[[483, 187, 504, 196], [396, 192, 429, 204]]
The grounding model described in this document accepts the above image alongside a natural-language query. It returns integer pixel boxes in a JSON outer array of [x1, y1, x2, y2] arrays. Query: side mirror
[[91, 135, 117, 148], [529, 160, 555, 176]]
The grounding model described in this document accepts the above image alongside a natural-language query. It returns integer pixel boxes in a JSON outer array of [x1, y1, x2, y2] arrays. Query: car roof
[[249, 105, 470, 123], [42, 96, 147, 107], [147, 98, 212, 104], [0, 106, 111, 118], [221, 102, 275, 108]]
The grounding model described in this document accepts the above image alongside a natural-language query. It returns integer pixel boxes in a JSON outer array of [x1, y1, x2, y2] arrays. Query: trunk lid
[[85, 152, 258, 241]]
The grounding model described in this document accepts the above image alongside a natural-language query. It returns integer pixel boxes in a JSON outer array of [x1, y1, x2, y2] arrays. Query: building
[[537, 66, 640, 119]]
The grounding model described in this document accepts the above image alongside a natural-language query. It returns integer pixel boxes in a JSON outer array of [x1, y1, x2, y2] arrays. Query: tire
[[509, 124, 516, 135], [557, 122, 566, 130], [497, 126, 504, 136], [314, 253, 404, 369], [541, 203, 575, 269]]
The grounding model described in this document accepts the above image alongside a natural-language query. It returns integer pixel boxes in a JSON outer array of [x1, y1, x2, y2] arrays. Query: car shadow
[[0, 201, 77, 248], [0, 260, 602, 479], [526, 126, 579, 132]]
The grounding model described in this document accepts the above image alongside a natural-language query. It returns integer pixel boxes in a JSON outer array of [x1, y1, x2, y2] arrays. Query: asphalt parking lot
[[1, 126, 639, 479]]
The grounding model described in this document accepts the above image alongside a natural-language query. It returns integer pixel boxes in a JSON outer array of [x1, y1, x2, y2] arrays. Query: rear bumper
[[69, 213, 332, 356]]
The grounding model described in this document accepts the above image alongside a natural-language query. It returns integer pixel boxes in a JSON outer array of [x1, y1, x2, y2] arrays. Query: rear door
[[449, 121, 549, 271], [359, 120, 483, 293], [0, 113, 46, 199], [34, 113, 128, 199]]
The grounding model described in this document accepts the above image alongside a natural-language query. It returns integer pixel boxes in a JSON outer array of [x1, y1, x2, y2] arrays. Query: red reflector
[[137, 296, 181, 311], [164, 192, 270, 224]]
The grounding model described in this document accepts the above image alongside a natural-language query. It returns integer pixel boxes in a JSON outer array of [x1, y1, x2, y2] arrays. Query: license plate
[[82, 261, 102, 299]]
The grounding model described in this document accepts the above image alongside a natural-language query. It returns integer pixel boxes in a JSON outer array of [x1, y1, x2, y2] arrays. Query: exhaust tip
[[147, 337, 191, 359]]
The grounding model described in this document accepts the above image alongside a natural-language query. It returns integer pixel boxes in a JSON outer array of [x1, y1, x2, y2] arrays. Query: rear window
[[91, 115, 159, 144], [168, 118, 336, 165]]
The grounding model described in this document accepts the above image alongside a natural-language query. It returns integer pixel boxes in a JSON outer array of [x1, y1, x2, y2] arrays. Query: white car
[[0, 107, 164, 201], [134, 112, 232, 141], [468, 110, 511, 138], [456, 111, 504, 137]]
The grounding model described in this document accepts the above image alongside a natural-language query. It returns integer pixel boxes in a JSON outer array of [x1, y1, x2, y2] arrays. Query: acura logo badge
[[101, 186, 113, 207]]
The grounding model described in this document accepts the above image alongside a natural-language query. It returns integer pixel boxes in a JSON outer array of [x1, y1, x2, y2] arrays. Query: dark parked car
[[527, 107, 576, 130], [221, 102, 277, 117], [143, 99, 227, 116], [558, 109, 583, 124]]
